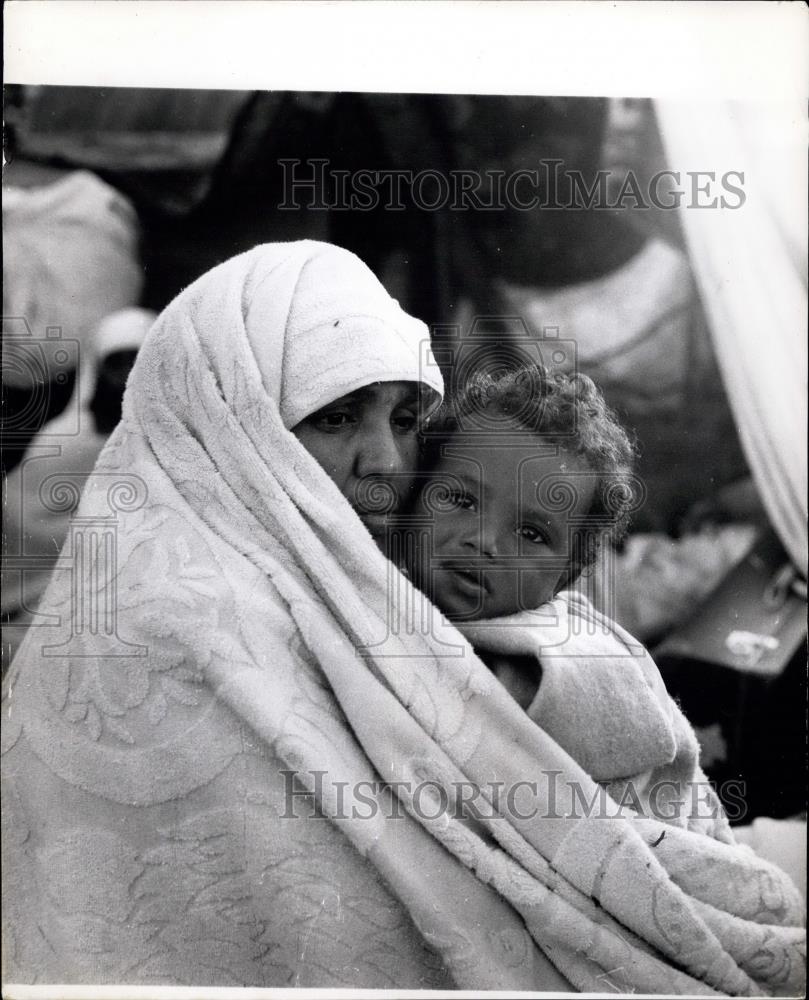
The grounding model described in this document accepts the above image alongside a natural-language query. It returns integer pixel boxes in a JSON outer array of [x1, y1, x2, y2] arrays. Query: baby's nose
[[462, 525, 502, 559]]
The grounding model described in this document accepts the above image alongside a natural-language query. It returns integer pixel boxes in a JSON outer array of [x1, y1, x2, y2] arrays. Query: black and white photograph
[[2, 3, 807, 997]]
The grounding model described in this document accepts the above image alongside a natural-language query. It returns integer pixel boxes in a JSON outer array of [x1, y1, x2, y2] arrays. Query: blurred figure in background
[[2, 170, 142, 472], [2, 308, 155, 670]]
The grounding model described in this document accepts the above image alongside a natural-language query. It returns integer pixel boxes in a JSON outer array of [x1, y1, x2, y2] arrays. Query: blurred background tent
[[656, 99, 807, 575], [2, 86, 806, 819]]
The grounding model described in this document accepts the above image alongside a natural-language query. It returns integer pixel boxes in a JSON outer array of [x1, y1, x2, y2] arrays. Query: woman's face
[[292, 381, 427, 545]]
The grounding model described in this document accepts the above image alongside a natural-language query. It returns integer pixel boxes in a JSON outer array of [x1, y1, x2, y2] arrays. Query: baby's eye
[[518, 524, 549, 545], [446, 489, 478, 512]]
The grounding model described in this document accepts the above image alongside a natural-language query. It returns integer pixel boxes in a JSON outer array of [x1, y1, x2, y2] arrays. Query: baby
[[396, 364, 727, 836], [402, 362, 636, 706]]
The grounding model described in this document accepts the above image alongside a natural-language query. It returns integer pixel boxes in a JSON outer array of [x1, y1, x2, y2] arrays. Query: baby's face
[[410, 437, 595, 621]]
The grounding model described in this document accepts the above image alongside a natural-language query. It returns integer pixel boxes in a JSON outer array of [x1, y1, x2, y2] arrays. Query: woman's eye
[[519, 525, 548, 545], [315, 410, 355, 430], [391, 409, 418, 434]]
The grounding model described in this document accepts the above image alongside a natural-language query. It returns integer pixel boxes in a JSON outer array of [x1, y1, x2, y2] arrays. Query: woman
[[2, 242, 803, 993]]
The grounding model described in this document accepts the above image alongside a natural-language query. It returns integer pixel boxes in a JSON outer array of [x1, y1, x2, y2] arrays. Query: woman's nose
[[354, 426, 408, 478]]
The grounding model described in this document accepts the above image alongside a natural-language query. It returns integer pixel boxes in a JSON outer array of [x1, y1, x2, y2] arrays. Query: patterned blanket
[[3, 242, 804, 994]]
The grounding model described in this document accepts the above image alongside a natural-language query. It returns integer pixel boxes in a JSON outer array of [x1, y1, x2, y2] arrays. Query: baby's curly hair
[[422, 363, 639, 588]]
